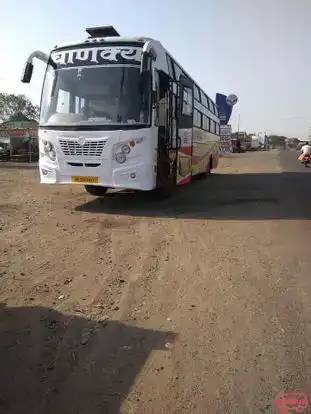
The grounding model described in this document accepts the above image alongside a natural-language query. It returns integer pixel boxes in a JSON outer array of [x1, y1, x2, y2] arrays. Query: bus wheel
[[84, 185, 108, 197]]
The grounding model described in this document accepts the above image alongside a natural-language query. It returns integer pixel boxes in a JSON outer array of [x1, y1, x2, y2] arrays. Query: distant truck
[[251, 135, 260, 150]]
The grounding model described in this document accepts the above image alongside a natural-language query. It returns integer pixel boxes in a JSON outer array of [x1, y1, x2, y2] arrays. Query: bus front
[[21, 36, 156, 196]]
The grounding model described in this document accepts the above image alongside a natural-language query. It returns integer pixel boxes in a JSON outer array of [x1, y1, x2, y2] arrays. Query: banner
[[216, 93, 233, 125], [215, 93, 233, 125], [220, 125, 232, 136], [0, 128, 37, 138], [219, 124, 233, 154]]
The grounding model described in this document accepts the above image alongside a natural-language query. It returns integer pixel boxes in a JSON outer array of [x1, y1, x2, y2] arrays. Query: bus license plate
[[71, 176, 99, 184]]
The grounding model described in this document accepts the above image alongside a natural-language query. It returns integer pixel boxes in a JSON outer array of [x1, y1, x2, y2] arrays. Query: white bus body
[[22, 26, 220, 197]]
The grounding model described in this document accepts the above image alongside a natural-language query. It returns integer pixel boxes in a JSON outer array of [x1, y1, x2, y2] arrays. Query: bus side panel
[[176, 128, 192, 185], [191, 143, 211, 175], [191, 128, 209, 175], [191, 128, 219, 175], [212, 143, 220, 169], [212, 133, 220, 169]]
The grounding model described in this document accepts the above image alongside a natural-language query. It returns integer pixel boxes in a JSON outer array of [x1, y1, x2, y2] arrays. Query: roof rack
[[85, 26, 120, 38]]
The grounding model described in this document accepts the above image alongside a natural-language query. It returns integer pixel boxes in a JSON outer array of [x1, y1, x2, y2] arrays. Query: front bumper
[[39, 159, 155, 191]]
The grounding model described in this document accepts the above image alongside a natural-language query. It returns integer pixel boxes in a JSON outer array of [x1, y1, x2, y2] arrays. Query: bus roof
[[52, 36, 154, 50]]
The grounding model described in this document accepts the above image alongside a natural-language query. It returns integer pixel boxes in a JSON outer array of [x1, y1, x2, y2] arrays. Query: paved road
[[280, 149, 311, 172], [1, 150, 311, 414], [278, 150, 311, 220]]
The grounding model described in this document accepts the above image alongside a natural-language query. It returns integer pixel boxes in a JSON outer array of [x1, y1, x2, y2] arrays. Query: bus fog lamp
[[50, 150, 56, 161], [115, 152, 126, 164]]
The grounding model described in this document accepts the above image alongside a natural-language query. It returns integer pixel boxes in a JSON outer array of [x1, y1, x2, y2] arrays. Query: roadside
[[0, 161, 38, 169], [1, 150, 311, 413]]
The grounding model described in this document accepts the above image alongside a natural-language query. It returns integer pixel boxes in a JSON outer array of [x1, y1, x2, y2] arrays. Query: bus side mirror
[[21, 62, 34, 83]]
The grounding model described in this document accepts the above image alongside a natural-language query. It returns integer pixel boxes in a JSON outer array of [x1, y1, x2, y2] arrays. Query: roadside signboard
[[219, 125, 232, 154], [220, 125, 232, 136]]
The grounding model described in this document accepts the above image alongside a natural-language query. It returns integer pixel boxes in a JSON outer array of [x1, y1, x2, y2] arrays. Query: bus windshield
[[40, 65, 150, 126]]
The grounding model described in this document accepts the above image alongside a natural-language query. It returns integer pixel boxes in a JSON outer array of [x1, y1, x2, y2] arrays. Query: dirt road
[[1, 150, 311, 413]]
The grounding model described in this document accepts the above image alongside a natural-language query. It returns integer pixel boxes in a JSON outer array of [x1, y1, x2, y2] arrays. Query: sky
[[1, 0, 311, 138]]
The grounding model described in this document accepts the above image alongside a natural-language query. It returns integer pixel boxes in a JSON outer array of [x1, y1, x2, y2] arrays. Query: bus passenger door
[[177, 75, 194, 185], [167, 79, 178, 181]]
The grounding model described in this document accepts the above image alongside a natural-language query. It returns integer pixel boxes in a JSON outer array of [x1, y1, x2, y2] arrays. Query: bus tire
[[84, 185, 108, 197]]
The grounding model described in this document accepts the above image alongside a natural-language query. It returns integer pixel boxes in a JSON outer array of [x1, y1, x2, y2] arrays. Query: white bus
[[21, 26, 220, 198]]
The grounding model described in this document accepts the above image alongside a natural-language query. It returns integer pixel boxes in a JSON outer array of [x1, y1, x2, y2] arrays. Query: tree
[[291, 137, 300, 146], [0, 93, 39, 123]]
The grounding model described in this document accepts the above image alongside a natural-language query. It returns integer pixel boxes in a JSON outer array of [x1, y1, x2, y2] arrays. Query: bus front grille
[[59, 139, 106, 157]]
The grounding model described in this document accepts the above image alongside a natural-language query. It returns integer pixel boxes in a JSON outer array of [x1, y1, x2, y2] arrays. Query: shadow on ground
[[0, 303, 176, 414], [75, 171, 311, 220]]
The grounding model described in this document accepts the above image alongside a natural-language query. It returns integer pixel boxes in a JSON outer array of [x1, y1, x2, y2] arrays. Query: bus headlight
[[43, 140, 56, 161], [121, 144, 131, 154], [44, 141, 52, 152], [115, 152, 126, 164]]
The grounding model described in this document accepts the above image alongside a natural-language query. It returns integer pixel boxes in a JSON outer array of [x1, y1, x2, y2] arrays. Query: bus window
[[194, 85, 201, 102], [208, 99, 214, 113], [194, 109, 201, 127], [201, 93, 208, 108], [157, 70, 170, 127], [210, 119, 216, 133], [166, 55, 175, 79], [154, 69, 160, 126], [173, 62, 183, 80], [75, 96, 85, 113], [57, 89, 70, 113], [182, 86, 193, 116]]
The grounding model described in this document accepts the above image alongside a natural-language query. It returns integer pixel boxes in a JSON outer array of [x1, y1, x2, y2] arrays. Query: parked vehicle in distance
[[0, 142, 10, 160]]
